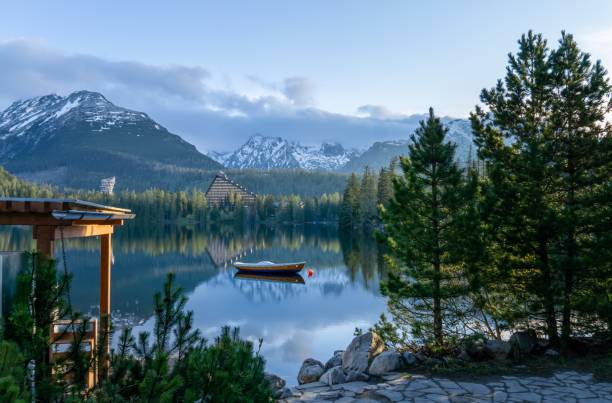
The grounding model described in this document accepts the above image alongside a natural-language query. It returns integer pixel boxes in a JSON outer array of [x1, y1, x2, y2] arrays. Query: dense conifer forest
[[0, 167, 342, 226]]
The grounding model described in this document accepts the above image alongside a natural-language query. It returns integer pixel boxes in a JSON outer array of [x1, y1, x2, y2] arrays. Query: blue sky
[[1, 1, 611, 150]]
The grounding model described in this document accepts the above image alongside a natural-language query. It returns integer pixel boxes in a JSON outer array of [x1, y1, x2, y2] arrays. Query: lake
[[0, 224, 387, 385]]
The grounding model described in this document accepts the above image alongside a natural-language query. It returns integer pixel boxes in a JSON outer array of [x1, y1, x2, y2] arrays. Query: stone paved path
[[279, 371, 612, 402]]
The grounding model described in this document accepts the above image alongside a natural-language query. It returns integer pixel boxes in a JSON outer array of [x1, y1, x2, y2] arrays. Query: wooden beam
[[0, 213, 123, 227], [33, 225, 55, 257], [0, 213, 68, 226], [100, 233, 112, 318], [55, 225, 114, 240], [99, 233, 112, 377], [73, 220, 123, 226]]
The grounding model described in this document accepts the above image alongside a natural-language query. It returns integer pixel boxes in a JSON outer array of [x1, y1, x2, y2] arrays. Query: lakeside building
[[100, 176, 116, 194], [205, 171, 256, 206]]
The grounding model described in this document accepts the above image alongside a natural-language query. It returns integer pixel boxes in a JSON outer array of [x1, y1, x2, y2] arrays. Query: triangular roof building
[[205, 171, 256, 205]]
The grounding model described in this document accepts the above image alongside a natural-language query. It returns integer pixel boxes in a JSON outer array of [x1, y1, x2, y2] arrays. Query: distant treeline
[[338, 160, 397, 234], [24, 165, 350, 197], [0, 166, 342, 225]]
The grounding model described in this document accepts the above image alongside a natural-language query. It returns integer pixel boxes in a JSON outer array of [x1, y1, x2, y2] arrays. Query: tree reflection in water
[[0, 224, 386, 325]]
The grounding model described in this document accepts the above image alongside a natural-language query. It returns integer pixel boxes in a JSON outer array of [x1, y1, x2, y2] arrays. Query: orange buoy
[[307, 268, 314, 277]]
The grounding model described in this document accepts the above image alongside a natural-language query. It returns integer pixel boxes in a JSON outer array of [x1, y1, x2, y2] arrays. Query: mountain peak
[[0, 91, 222, 189], [65, 90, 110, 105], [217, 135, 358, 170]]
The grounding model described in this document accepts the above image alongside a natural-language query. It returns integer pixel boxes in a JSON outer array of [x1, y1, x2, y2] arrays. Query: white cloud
[[0, 38, 437, 151], [356, 104, 395, 119], [580, 27, 612, 68], [282, 77, 315, 107]]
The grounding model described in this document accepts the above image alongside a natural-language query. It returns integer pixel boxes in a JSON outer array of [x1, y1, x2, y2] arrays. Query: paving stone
[[508, 392, 542, 402], [503, 379, 528, 393], [437, 380, 462, 390], [418, 386, 444, 393], [375, 388, 405, 401], [403, 390, 429, 398], [409, 380, 440, 390], [288, 370, 612, 403], [493, 390, 508, 402], [297, 382, 329, 390], [457, 382, 490, 395], [425, 394, 452, 402], [340, 382, 370, 394], [318, 390, 342, 400]]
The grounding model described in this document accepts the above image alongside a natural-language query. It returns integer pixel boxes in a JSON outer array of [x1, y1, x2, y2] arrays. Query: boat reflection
[[234, 272, 305, 285]]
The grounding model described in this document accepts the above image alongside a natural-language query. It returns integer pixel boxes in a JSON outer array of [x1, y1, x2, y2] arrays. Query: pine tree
[[360, 166, 378, 231], [380, 108, 467, 346], [377, 161, 395, 209], [547, 32, 612, 350], [472, 31, 612, 349], [471, 31, 561, 342], [339, 173, 361, 231]]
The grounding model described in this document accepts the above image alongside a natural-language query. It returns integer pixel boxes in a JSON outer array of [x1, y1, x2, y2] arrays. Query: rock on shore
[[341, 332, 384, 374], [297, 358, 324, 385]]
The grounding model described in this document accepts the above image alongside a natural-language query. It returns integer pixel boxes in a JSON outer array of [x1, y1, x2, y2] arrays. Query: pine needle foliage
[[379, 108, 468, 346]]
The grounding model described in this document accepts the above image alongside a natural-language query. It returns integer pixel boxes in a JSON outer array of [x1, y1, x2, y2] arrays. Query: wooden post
[[99, 233, 112, 378], [33, 225, 55, 257]]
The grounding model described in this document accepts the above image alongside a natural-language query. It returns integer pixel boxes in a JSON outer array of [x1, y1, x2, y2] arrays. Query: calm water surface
[[0, 224, 387, 385]]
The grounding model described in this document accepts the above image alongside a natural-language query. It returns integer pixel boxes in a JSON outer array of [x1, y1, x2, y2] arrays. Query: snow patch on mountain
[[0, 90, 162, 143], [216, 134, 360, 170]]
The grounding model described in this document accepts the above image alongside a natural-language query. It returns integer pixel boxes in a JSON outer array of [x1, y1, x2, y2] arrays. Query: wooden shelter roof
[[0, 197, 134, 226], [0, 197, 132, 214]]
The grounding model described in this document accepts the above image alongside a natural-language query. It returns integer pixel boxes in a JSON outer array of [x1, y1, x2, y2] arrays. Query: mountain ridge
[[209, 134, 361, 171], [208, 118, 475, 172], [0, 90, 222, 190]]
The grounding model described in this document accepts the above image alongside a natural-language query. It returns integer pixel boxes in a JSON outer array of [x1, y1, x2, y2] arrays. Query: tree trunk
[[561, 140, 577, 355], [538, 234, 559, 343], [433, 263, 443, 345], [431, 158, 443, 346]]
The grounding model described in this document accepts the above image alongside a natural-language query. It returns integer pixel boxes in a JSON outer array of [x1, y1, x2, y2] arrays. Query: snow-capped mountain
[[340, 118, 475, 172], [210, 134, 360, 170], [0, 90, 221, 189], [209, 117, 475, 173]]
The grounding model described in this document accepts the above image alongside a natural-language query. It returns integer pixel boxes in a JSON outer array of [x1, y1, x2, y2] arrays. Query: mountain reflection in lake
[[0, 224, 387, 385]]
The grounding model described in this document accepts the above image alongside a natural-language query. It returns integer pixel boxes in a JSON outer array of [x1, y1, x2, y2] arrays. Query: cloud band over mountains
[[0, 38, 436, 151]]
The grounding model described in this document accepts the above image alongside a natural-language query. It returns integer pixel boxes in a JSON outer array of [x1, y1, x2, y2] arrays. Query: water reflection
[[234, 272, 306, 285], [0, 224, 386, 384]]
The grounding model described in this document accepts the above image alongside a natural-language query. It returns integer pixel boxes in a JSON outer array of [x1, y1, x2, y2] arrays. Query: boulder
[[544, 348, 560, 357], [345, 370, 369, 382], [279, 388, 295, 399], [342, 332, 385, 374], [402, 352, 418, 366], [484, 340, 511, 360], [264, 373, 286, 398], [368, 350, 402, 375], [458, 350, 472, 361], [297, 358, 324, 385], [509, 330, 539, 355], [324, 350, 344, 371], [463, 337, 487, 360], [415, 351, 428, 362], [319, 365, 346, 385]]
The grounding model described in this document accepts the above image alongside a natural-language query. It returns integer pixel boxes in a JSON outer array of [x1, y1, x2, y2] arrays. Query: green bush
[[183, 327, 272, 403]]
